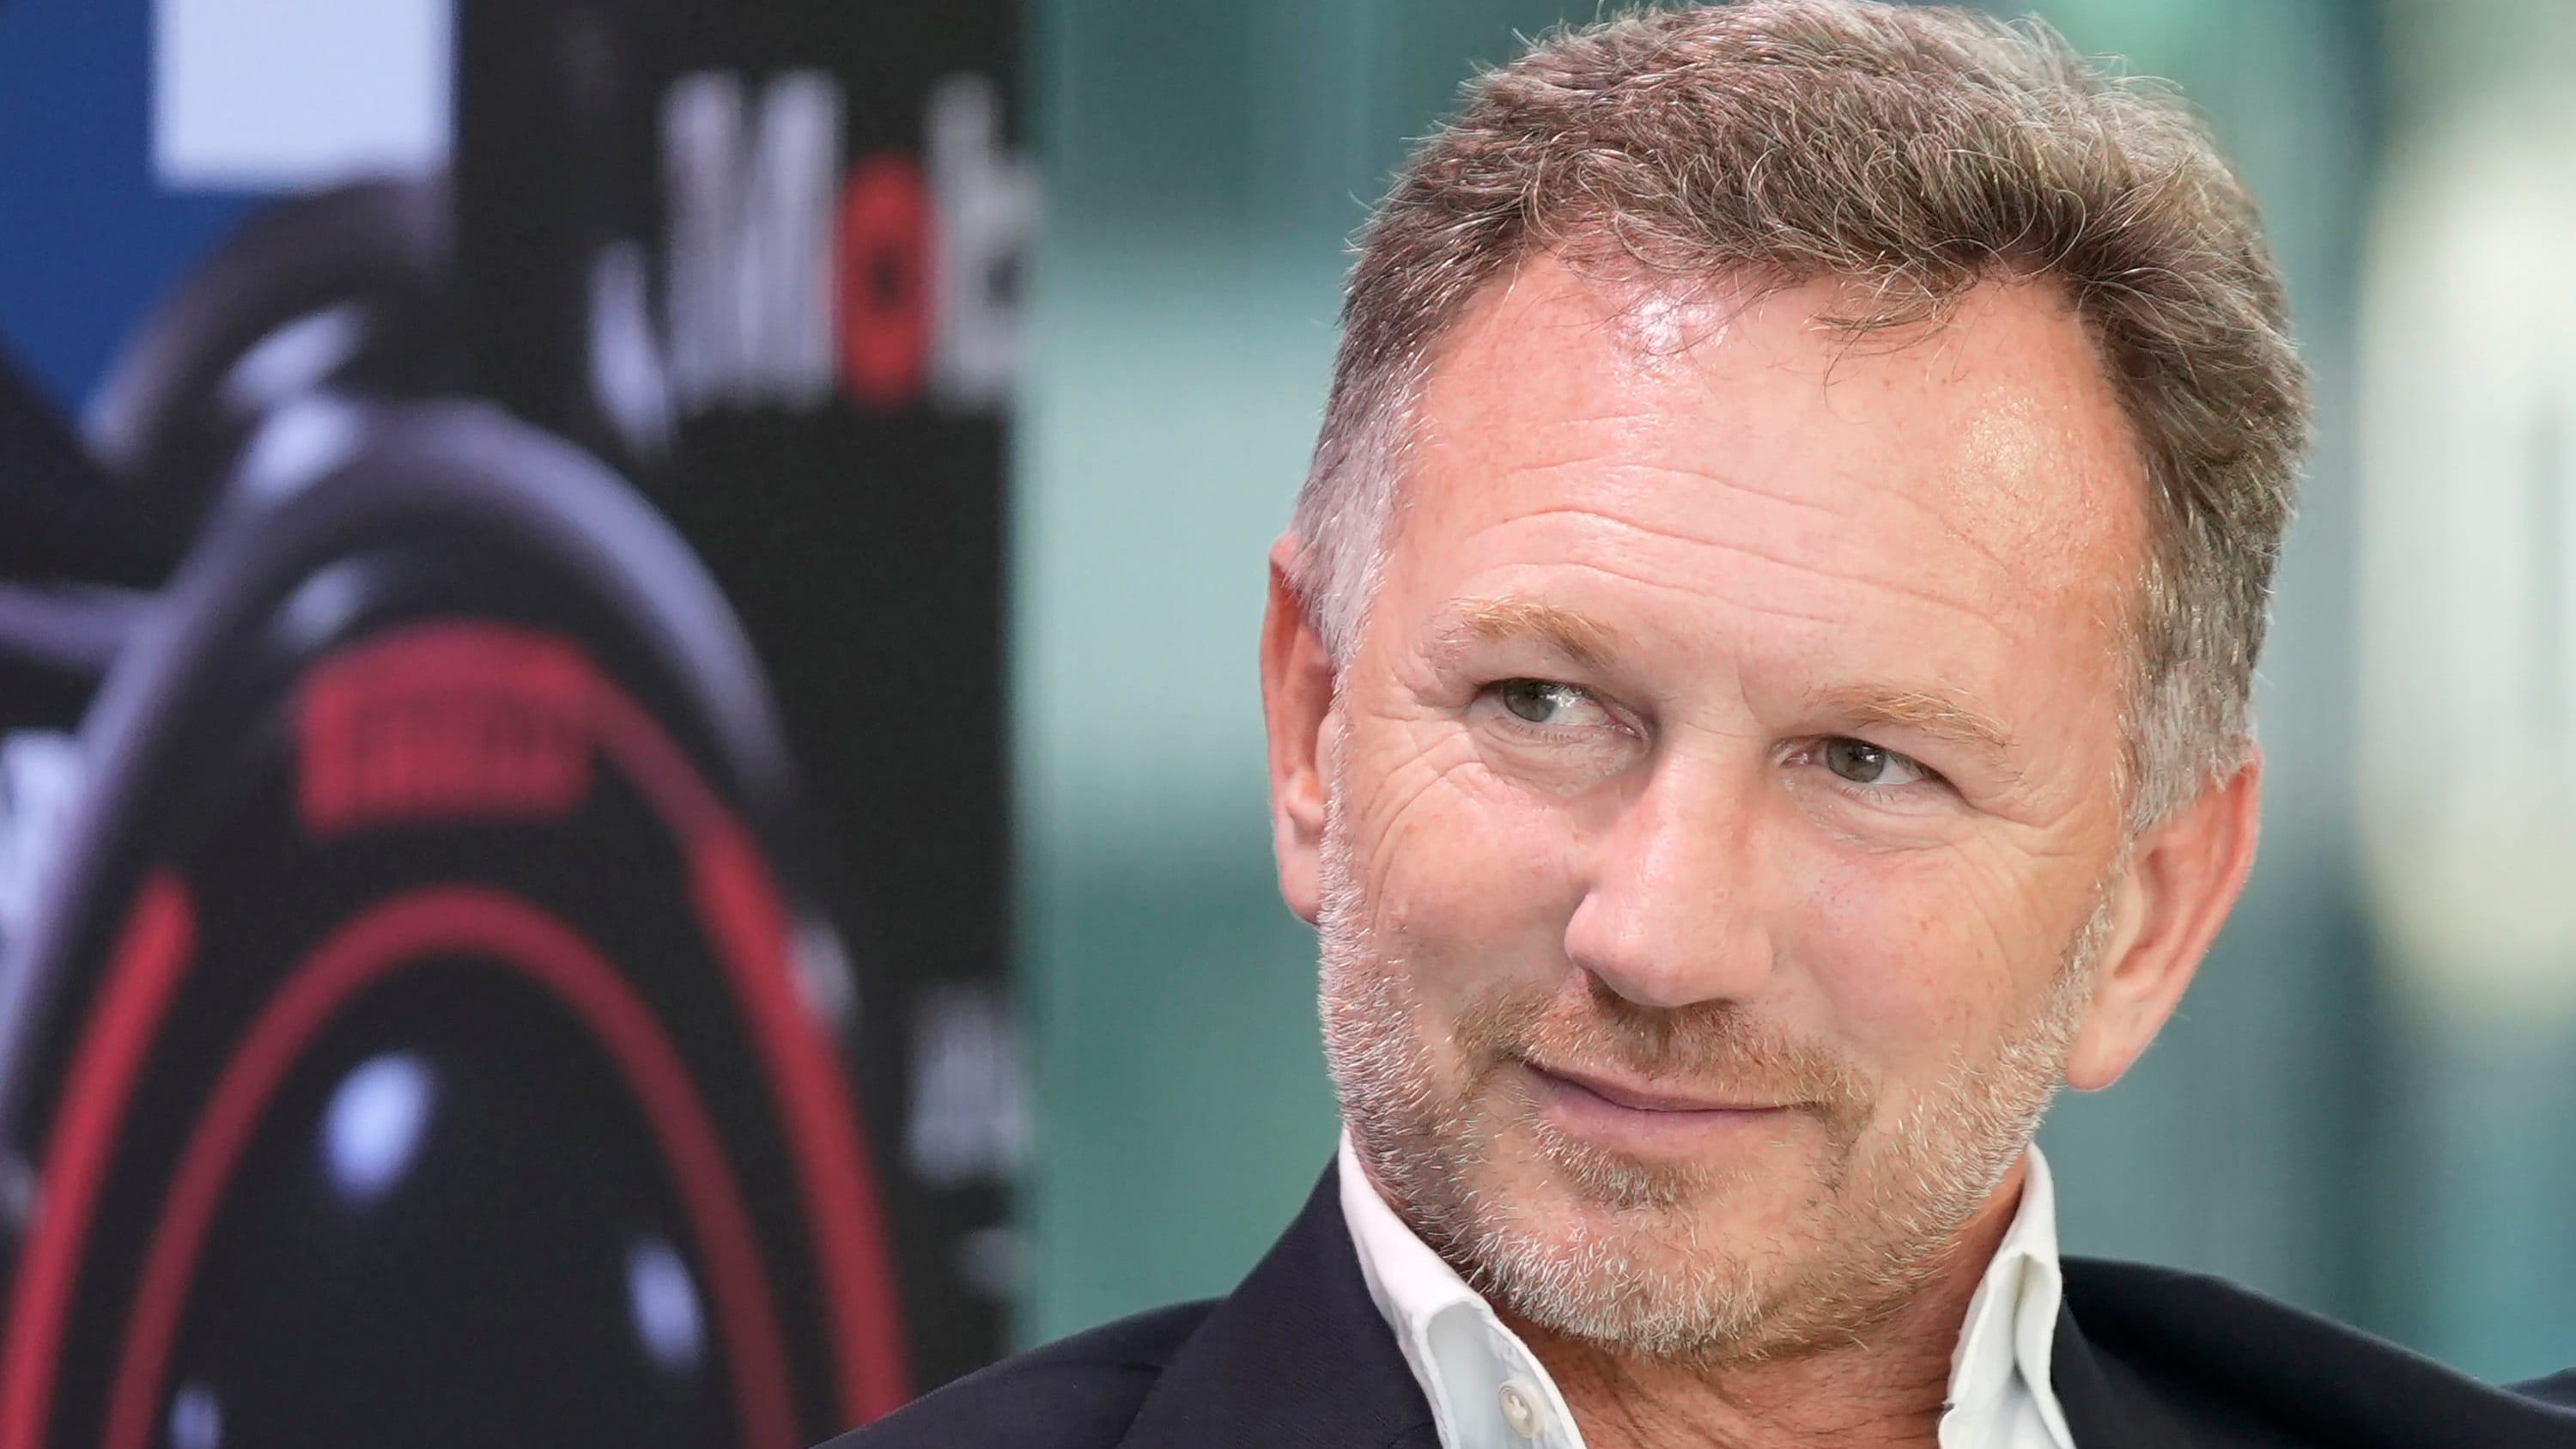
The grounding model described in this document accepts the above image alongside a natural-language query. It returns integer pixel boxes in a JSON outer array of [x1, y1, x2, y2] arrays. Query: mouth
[[1514, 1056, 1798, 1153]]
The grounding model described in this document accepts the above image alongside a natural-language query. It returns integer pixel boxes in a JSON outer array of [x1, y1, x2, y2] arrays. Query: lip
[[1523, 1059, 1786, 1115], [1516, 1057, 1799, 1156]]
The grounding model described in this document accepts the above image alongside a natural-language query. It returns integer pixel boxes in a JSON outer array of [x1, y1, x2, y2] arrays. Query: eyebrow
[[1814, 685, 2018, 761], [1427, 598, 1622, 673]]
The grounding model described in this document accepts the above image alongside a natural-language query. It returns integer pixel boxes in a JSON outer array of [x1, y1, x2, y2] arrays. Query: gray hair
[[1286, 0, 2311, 827]]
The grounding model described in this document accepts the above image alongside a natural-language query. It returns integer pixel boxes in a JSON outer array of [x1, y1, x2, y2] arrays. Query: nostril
[[1565, 887, 1777, 1014]]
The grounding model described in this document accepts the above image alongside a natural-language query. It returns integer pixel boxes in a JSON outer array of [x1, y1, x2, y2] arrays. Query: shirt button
[[1498, 1381, 1542, 1439]]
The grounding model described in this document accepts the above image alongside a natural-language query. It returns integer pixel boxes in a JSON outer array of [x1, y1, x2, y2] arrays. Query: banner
[[0, 1, 1029, 1443]]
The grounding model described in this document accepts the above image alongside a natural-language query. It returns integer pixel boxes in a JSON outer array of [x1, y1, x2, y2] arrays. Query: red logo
[[660, 70, 1035, 416]]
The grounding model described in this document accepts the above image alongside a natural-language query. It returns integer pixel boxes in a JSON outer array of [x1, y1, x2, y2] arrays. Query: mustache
[[1449, 981, 1874, 1128]]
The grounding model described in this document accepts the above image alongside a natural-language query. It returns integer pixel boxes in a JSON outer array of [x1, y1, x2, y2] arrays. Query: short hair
[[1287, 0, 2312, 826]]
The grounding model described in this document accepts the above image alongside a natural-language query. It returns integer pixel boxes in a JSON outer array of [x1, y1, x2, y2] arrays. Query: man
[[839, 3, 2576, 1446]]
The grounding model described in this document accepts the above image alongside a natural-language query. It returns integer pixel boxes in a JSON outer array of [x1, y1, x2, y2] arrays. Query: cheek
[[1347, 725, 1584, 1006], [1777, 839, 2058, 1078]]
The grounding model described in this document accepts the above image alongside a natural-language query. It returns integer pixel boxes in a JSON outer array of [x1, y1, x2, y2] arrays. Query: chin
[[1444, 1115, 1858, 1356], [1464, 1177, 1781, 1358]]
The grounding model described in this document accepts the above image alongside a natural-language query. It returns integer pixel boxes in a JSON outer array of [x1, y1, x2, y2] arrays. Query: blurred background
[[0, 1, 2570, 1444]]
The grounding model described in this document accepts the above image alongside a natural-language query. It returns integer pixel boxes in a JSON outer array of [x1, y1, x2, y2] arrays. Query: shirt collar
[[1337, 1130, 2075, 1449], [1941, 1142, 2076, 1449], [1337, 1133, 1585, 1448]]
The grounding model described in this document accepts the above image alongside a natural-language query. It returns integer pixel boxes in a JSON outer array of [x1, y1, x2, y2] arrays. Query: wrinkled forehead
[[1388, 258, 2154, 642]]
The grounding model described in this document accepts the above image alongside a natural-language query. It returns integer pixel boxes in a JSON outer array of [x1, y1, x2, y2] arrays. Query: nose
[[1561, 748, 1777, 1011]]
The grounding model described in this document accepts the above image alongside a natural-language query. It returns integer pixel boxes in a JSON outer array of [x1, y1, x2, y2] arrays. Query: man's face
[[1305, 259, 2154, 1361]]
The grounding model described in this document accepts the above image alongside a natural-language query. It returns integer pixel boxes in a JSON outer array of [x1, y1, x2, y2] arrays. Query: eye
[[1494, 679, 1607, 728], [1818, 737, 1930, 788]]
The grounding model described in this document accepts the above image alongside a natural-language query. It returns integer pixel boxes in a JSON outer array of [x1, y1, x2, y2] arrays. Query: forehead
[[1389, 258, 2149, 679]]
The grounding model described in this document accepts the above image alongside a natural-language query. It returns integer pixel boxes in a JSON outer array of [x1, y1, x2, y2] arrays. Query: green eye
[[1820, 738, 1927, 787], [1500, 679, 1577, 724], [1823, 738, 1886, 782]]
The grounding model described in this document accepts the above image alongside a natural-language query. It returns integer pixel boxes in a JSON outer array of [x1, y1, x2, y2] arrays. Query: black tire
[[0, 401, 908, 1449]]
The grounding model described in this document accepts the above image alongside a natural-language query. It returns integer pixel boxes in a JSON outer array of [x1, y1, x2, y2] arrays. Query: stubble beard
[[1315, 778, 2112, 1365]]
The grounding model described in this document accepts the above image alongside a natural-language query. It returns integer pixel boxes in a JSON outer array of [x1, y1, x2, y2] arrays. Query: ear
[[1261, 535, 1339, 924], [2063, 748, 2263, 1092]]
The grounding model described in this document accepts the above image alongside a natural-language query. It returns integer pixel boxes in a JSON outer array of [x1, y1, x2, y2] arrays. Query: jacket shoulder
[[2512, 1368, 2576, 1412], [2062, 1256, 2576, 1446], [820, 1300, 1217, 1449]]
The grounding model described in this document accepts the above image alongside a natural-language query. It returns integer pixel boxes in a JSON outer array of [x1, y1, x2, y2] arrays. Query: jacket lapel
[[2051, 1298, 2212, 1449], [1119, 1161, 1439, 1449]]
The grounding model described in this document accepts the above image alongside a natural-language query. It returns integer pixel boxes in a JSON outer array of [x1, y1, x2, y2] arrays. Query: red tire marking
[[689, 823, 911, 1419], [5, 620, 912, 1447], [325, 622, 913, 1418], [298, 626, 595, 835], [0, 874, 196, 1449], [100, 886, 801, 1449], [588, 646, 914, 1421]]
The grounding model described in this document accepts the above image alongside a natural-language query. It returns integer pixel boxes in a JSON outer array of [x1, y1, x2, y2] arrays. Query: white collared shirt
[[1336, 1131, 2078, 1449]]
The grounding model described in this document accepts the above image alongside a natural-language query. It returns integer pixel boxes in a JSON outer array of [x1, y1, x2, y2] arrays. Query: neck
[[1506, 1159, 2029, 1449]]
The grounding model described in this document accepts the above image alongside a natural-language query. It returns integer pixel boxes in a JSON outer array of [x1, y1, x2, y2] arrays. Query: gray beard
[[1315, 779, 2111, 1364]]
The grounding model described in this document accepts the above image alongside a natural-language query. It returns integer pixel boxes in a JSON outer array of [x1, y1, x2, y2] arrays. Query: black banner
[[0, 2, 1026, 1443]]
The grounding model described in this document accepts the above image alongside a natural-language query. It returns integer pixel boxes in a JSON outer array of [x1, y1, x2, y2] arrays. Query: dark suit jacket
[[830, 1163, 2576, 1447]]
